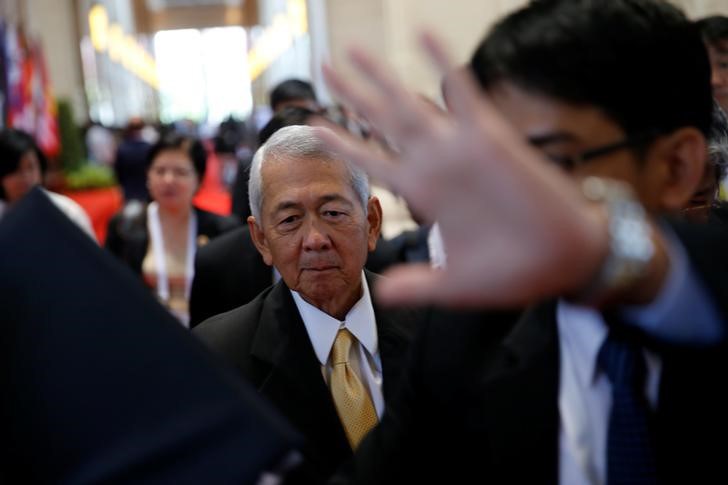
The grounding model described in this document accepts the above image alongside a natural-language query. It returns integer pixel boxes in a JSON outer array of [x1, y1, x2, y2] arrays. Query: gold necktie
[[329, 328, 379, 450]]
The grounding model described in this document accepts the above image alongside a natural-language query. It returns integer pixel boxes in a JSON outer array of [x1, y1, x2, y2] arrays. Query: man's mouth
[[303, 265, 337, 271]]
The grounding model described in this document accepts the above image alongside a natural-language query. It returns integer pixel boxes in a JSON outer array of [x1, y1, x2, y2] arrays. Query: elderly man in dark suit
[[193, 125, 421, 481]]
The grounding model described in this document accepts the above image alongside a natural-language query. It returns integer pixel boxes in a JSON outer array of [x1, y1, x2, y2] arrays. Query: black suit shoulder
[[193, 284, 274, 374], [189, 226, 272, 326], [194, 207, 240, 238], [104, 203, 147, 273]]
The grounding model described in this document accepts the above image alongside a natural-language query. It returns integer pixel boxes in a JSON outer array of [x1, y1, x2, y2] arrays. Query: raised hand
[[317, 33, 609, 308]]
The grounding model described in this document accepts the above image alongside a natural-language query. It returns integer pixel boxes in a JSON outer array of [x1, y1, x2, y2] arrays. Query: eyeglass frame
[[530, 130, 661, 171]]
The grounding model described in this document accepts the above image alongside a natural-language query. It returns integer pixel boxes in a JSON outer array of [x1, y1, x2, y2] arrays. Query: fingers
[[326, 50, 437, 142], [312, 120, 404, 192], [419, 31, 453, 76], [322, 64, 386, 132], [348, 47, 409, 101], [376, 264, 532, 309], [374, 264, 446, 306]]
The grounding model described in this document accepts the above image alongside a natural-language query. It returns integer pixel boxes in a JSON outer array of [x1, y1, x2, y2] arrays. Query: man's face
[[706, 40, 728, 112], [249, 156, 381, 319], [489, 82, 665, 213]]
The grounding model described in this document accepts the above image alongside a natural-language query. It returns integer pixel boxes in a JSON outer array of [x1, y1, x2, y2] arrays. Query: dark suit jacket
[[189, 226, 272, 327], [114, 138, 151, 202], [333, 223, 728, 485], [193, 271, 423, 480], [1, 188, 301, 484], [105, 203, 239, 275]]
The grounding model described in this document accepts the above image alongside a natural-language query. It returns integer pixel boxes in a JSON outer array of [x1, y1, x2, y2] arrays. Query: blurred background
[[0, 0, 726, 243]]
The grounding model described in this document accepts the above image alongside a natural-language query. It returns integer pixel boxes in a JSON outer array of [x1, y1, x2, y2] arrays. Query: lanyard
[[147, 202, 198, 303]]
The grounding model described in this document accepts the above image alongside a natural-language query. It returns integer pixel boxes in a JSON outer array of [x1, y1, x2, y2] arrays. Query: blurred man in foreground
[[319, 0, 727, 483]]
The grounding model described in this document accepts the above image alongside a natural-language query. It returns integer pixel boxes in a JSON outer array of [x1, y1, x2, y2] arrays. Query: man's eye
[[280, 215, 299, 225], [323, 210, 344, 218]]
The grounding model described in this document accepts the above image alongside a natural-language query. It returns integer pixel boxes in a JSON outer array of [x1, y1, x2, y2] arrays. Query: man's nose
[[302, 219, 331, 251]]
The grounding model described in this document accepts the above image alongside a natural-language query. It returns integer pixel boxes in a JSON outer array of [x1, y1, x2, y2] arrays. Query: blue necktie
[[598, 335, 658, 485]]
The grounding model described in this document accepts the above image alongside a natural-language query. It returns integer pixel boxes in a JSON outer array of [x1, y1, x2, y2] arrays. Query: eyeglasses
[[531, 131, 658, 171]]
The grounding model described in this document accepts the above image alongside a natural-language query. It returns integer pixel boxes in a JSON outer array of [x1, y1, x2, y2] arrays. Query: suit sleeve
[[104, 213, 124, 257], [620, 226, 725, 344]]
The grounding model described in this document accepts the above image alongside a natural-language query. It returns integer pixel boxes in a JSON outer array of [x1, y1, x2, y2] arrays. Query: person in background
[[114, 118, 152, 202], [106, 132, 238, 326], [684, 102, 728, 222], [214, 116, 247, 190], [270, 78, 320, 113], [697, 15, 728, 113], [0, 128, 94, 239], [84, 121, 116, 166]]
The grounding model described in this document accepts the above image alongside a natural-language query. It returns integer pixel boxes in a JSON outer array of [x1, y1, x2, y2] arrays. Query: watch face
[[579, 177, 654, 298]]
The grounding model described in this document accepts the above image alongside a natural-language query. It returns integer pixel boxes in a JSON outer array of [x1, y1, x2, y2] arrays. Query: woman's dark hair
[[0, 129, 48, 200], [145, 132, 207, 180]]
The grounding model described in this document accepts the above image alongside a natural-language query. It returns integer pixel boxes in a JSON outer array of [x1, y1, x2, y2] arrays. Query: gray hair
[[709, 102, 728, 183], [248, 125, 370, 224]]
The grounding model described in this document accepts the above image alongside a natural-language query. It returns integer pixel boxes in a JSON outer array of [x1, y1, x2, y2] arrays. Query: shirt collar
[[290, 271, 378, 365], [557, 300, 609, 385]]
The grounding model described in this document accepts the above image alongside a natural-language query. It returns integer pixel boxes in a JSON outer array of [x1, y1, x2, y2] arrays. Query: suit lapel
[[367, 271, 419, 399], [478, 302, 561, 483], [249, 282, 351, 472]]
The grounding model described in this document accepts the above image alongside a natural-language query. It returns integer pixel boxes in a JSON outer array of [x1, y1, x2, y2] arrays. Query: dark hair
[[697, 15, 728, 46], [709, 102, 728, 182], [470, 0, 713, 138], [0, 129, 48, 200], [124, 117, 145, 138], [146, 132, 207, 180], [214, 117, 246, 154], [269, 79, 317, 112], [258, 106, 316, 146]]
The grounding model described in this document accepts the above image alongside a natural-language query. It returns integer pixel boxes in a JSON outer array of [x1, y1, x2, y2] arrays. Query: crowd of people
[[3, 1, 728, 483]]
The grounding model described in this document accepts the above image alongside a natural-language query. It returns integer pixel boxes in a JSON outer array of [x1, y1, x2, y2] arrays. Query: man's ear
[[247, 216, 274, 266], [647, 127, 707, 212], [366, 196, 383, 252]]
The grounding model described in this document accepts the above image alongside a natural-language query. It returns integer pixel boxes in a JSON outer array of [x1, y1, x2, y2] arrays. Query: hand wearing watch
[[575, 176, 656, 304]]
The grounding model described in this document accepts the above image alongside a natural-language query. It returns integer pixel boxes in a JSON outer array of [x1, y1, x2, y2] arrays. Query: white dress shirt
[[556, 234, 724, 485], [290, 272, 385, 418], [557, 302, 661, 485]]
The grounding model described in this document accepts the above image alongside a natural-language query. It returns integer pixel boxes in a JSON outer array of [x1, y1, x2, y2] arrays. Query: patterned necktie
[[598, 334, 658, 485], [329, 328, 379, 450]]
